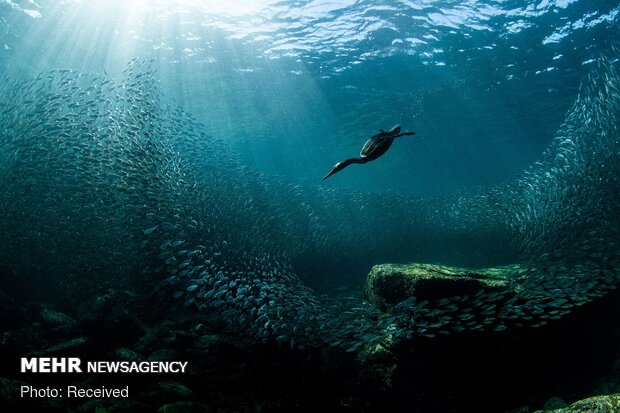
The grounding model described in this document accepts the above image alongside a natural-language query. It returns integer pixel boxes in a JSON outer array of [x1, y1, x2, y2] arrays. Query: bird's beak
[[323, 166, 337, 180]]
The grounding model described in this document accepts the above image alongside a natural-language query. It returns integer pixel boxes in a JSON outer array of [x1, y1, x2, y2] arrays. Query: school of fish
[[0, 51, 618, 352]]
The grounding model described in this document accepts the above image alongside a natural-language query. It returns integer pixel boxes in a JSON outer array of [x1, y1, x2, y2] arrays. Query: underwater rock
[[365, 262, 522, 310], [356, 342, 397, 390], [543, 396, 568, 410], [536, 393, 620, 412], [157, 401, 211, 413]]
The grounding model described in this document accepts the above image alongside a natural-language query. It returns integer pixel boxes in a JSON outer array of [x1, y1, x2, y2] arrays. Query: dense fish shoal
[[0, 53, 618, 351]]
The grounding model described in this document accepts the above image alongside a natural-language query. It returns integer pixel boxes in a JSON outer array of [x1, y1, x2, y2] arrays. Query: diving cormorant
[[323, 124, 415, 180]]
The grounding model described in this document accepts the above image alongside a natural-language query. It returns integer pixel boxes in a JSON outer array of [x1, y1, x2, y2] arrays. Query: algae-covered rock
[[544, 396, 568, 410], [365, 262, 523, 310], [536, 393, 620, 412]]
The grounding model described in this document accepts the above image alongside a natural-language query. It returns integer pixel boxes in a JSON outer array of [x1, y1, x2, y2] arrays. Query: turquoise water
[[3, 0, 617, 194], [1, 1, 620, 412]]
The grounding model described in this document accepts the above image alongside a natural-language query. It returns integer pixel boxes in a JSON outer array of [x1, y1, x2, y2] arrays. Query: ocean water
[[0, 1, 619, 412]]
